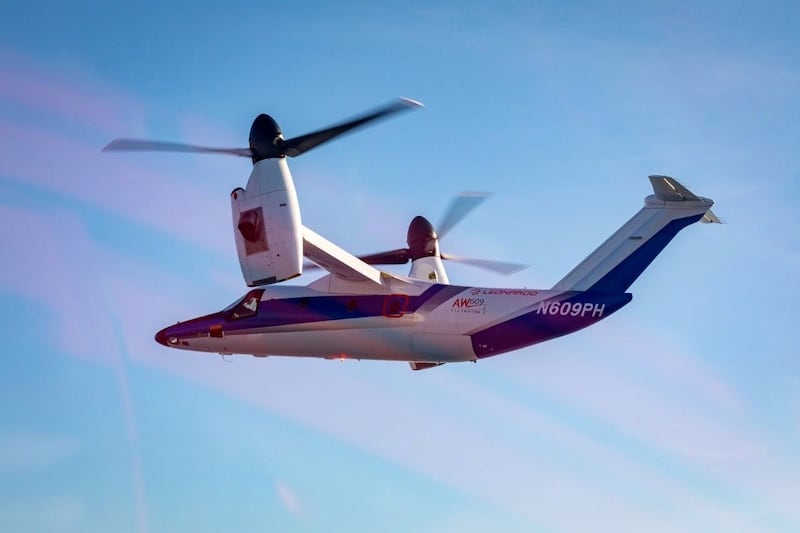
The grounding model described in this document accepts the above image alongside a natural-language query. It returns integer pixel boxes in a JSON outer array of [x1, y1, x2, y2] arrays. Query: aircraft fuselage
[[155, 283, 631, 363]]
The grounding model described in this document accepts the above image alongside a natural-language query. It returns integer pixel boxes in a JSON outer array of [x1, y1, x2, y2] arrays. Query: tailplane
[[552, 176, 719, 293]]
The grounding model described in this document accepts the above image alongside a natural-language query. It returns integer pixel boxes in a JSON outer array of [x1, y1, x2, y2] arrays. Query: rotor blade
[[357, 248, 411, 265], [437, 192, 490, 239], [103, 138, 252, 157], [281, 97, 423, 157], [441, 253, 528, 275]]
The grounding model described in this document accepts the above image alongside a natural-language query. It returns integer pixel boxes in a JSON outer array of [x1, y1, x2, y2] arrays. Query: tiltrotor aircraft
[[104, 99, 720, 370]]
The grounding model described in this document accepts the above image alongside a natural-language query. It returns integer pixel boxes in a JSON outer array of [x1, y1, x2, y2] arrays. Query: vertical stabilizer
[[551, 176, 718, 293]]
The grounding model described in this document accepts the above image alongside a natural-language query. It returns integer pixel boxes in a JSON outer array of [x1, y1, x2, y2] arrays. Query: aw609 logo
[[451, 297, 485, 311], [450, 298, 486, 314]]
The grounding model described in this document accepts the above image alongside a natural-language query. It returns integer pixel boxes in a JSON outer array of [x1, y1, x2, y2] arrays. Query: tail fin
[[552, 176, 719, 293]]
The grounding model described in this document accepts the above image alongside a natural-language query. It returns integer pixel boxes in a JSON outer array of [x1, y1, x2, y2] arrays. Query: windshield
[[224, 289, 265, 319]]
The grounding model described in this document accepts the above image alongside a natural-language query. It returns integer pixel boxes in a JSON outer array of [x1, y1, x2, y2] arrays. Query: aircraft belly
[[411, 333, 476, 362], [217, 326, 472, 362]]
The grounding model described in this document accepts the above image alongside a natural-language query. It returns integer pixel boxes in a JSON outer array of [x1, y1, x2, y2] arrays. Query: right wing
[[302, 226, 384, 284]]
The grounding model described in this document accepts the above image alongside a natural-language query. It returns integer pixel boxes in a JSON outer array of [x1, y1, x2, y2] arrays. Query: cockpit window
[[226, 289, 264, 320]]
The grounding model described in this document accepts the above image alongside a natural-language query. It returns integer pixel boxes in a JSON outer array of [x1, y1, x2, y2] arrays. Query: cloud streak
[[0, 47, 147, 135], [275, 481, 304, 519], [0, 204, 151, 533]]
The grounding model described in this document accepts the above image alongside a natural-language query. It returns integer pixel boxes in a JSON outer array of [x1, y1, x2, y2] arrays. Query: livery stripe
[[588, 214, 702, 293], [470, 292, 632, 358], [220, 284, 456, 333]]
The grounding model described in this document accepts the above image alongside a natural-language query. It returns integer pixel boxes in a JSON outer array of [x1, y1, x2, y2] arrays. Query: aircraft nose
[[155, 327, 170, 346]]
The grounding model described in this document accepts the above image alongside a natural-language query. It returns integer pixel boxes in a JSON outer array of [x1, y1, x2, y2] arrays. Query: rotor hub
[[407, 216, 439, 260], [249, 114, 284, 163]]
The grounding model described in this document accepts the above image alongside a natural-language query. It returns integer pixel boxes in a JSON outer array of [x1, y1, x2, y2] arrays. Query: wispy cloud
[[0, 118, 233, 256], [5, 156, 793, 530], [0, 495, 85, 531], [0, 203, 151, 532], [0, 47, 146, 135], [0, 205, 119, 366], [101, 265, 792, 530], [3, 41, 799, 533], [491, 320, 800, 525], [275, 481, 304, 519]]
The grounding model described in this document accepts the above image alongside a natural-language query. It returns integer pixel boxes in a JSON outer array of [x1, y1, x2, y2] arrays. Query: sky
[[0, 1, 799, 531]]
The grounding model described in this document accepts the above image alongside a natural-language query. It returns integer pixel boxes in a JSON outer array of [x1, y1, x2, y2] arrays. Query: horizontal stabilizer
[[649, 175, 700, 201], [552, 176, 717, 293], [701, 209, 723, 224]]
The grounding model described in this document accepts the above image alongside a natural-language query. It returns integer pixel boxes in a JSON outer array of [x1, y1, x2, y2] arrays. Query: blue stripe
[[227, 283, 455, 331], [587, 214, 703, 293], [470, 292, 632, 358], [158, 284, 463, 341]]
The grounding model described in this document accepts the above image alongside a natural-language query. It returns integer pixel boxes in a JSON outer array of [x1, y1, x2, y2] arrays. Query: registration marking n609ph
[[535, 301, 605, 318]]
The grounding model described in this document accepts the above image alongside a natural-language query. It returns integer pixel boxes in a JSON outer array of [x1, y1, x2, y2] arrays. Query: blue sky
[[1, 1, 799, 531]]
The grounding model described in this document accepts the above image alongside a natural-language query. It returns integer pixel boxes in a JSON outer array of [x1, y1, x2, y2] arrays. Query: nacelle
[[231, 159, 302, 286]]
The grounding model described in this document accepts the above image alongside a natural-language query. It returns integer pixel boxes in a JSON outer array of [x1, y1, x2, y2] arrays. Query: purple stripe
[[157, 283, 460, 342], [470, 292, 632, 358], [589, 214, 703, 292]]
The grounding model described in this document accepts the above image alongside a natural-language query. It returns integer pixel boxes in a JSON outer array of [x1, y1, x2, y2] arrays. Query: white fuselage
[[156, 281, 629, 363]]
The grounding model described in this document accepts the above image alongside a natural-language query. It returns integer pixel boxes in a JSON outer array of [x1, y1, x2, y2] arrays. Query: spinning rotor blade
[[322, 193, 527, 277], [102, 138, 252, 157], [280, 97, 423, 157], [437, 192, 490, 239], [440, 253, 528, 275], [103, 97, 421, 162]]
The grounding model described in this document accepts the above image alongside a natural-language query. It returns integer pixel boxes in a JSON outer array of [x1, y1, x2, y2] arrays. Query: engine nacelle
[[231, 158, 303, 286]]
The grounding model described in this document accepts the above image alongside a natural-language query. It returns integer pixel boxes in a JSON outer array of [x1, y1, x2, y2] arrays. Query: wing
[[302, 226, 384, 284]]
